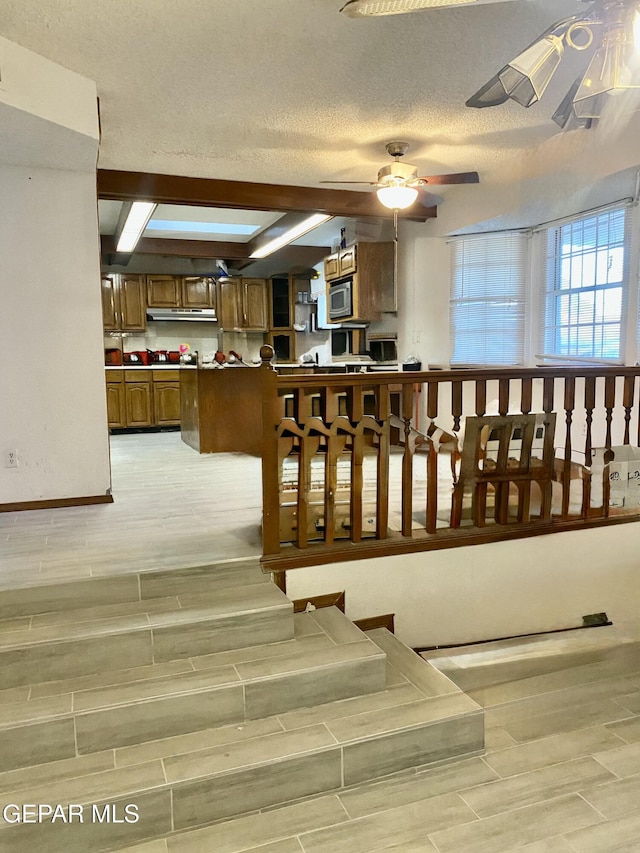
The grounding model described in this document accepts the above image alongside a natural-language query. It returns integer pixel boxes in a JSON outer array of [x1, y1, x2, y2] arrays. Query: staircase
[[0, 559, 483, 852]]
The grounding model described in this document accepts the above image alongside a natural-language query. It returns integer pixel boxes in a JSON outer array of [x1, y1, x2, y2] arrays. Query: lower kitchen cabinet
[[125, 371, 153, 428], [106, 369, 181, 430], [153, 372, 181, 425], [106, 371, 126, 428]]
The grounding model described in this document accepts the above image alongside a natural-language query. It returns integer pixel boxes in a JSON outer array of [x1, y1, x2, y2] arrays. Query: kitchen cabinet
[[153, 370, 181, 425], [106, 368, 181, 430], [324, 245, 357, 282], [146, 275, 215, 309], [125, 371, 153, 427], [324, 242, 394, 323], [182, 276, 215, 309], [146, 275, 181, 308], [217, 278, 267, 331], [102, 274, 147, 332], [106, 370, 126, 428]]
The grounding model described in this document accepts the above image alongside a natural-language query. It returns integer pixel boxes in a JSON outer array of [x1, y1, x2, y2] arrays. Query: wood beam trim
[[101, 236, 331, 265], [97, 169, 436, 221]]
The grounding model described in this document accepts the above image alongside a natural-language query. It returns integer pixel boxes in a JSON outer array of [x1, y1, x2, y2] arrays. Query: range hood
[[146, 308, 217, 322]]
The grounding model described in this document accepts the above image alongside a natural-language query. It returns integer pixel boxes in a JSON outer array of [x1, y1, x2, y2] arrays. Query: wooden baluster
[[294, 386, 313, 426], [499, 378, 510, 416], [495, 424, 511, 525], [259, 350, 281, 557], [623, 375, 635, 445], [562, 376, 575, 517], [582, 375, 596, 517], [452, 380, 463, 432], [542, 376, 555, 415], [348, 384, 364, 543], [377, 382, 390, 539], [603, 376, 616, 517], [426, 381, 439, 533], [295, 434, 311, 550], [475, 380, 487, 417], [322, 388, 338, 545], [521, 377, 533, 414], [517, 419, 535, 523], [401, 383, 414, 537]]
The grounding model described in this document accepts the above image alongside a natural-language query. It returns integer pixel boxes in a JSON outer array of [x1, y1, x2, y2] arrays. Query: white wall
[[0, 39, 110, 505], [286, 524, 640, 648]]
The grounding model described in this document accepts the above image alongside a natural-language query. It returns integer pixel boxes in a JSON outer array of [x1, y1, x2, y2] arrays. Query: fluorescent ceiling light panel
[[145, 220, 258, 235], [249, 214, 332, 259], [116, 202, 156, 252], [341, 0, 477, 15]]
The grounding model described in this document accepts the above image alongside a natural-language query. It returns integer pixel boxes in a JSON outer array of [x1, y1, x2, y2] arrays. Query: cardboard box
[[592, 446, 640, 508]]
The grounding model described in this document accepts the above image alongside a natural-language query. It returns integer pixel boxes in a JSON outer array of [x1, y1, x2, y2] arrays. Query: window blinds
[[540, 205, 630, 363], [450, 232, 529, 366]]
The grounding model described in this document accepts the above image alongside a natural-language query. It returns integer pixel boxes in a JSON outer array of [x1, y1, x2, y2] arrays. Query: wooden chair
[[451, 413, 557, 528]]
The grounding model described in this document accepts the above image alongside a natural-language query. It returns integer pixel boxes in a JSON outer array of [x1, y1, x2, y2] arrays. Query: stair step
[[0, 582, 293, 689], [0, 685, 483, 852], [0, 557, 266, 619], [0, 637, 386, 771], [366, 627, 461, 698]]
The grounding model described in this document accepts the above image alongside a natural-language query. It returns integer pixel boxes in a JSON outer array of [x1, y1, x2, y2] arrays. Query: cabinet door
[[106, 381, 126, 428], [242, 279, 268, 331], [338, 246, 357, 277], [217, 279, 242, 329], [120, 275, 147, 331], [324, 253, 339, 281], [147, 275, 181, 308], [101, 275, 120, 331], [269, 277, 291, 329], [154, 382, 181, 425], [182, 277, 214, 309], [268, 331, 294, 362], [125, 382, 153, 427]]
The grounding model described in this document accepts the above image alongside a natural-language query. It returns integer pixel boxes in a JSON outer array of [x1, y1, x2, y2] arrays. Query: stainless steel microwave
[[329, 279, 353, 320]]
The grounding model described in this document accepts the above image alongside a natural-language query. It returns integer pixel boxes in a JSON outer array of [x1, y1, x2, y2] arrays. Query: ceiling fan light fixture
[[498, 34, 564, 107], [552, 75, 594, 129], [376, 184, 419, 209], [572, 38, 640, 119], [340, 0, 476, 17]]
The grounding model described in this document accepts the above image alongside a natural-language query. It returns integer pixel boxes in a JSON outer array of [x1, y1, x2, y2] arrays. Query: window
[[540, 205, 630, 362], [450, 232, 529, 366]]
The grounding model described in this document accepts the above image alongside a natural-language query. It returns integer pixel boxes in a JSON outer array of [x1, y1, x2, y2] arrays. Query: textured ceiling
[[0, 0, 584, 191]]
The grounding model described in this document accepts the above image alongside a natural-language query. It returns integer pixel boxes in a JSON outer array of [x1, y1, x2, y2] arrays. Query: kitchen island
[[180, 365, 271, 455]]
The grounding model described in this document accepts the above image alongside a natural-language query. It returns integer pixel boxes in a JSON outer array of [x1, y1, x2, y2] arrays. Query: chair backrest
[[454, 413, 557, 526]]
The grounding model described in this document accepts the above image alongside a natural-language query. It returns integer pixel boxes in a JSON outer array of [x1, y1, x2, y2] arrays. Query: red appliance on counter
[[123, 351, 152, 365], [105, 349, 123, 366]]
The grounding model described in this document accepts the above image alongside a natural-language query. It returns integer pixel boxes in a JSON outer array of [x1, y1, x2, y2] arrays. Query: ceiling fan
[[340, 0, 518, 18], [321, 141, 479, 210]]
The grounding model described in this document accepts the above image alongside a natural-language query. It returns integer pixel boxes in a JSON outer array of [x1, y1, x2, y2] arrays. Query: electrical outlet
[[4, 450, 18, 468]]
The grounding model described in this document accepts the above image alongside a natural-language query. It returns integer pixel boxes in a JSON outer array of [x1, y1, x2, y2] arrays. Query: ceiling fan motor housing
[[377, 161, 419, 184]]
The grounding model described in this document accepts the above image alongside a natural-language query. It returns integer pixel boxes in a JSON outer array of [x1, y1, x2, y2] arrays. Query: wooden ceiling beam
[[97, 169, 436, 221]]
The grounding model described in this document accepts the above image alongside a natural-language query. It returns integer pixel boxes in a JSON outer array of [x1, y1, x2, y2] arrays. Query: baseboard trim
[[293, 591, 345, 614], [0, 494, 113, 513], [354, 613, 395, 633]]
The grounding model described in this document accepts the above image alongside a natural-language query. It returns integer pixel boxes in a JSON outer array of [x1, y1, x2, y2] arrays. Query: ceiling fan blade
[[320, 180, 376, 185], [416, 171, 480, 185]]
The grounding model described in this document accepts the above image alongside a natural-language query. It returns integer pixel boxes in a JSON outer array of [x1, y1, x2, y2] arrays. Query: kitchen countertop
[[105, 364, 187, 370]]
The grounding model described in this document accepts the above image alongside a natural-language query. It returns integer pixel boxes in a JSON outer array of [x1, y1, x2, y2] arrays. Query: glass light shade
[[340, 0, 476, 16], [498, 35, 564, 107], [573, 40, 640, 119], [552, 76, 594, 129], [376, 185, 419, 209]]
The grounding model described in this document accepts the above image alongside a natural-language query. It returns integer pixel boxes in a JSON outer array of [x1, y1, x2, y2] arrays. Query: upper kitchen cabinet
[[217, 278, 267, 331], [324, 245, 357, 282], [325, 242, 395, 322], [182, 276, 215, 309], [146, 275, 181, 308], [102, 274, 147, 332], [147, 275, 215, 309]]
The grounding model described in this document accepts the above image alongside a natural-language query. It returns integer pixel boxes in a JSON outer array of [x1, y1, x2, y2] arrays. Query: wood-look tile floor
[[0, 432, 263, 589], [127, 629, 640, 852]]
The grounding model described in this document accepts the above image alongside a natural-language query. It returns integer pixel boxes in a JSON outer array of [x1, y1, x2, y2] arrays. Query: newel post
[[259, 345, 281, 559]]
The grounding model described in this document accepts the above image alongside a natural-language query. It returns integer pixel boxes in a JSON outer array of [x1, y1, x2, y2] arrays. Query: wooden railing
[[259, 356, 640, 571]]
